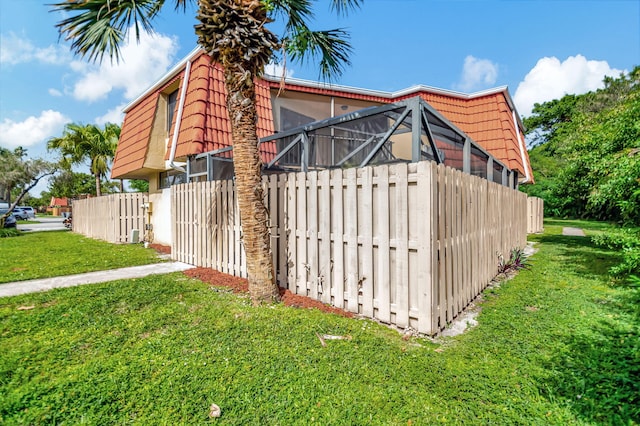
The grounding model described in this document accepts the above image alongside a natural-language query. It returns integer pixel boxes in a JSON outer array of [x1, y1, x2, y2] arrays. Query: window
[[159, 169, 186, 189], [167, 89, 179, 132]]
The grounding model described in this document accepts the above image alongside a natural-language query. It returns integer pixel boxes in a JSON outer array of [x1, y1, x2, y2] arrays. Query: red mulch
[[149, 243, 171, 255], [183, 267, 353, 318]]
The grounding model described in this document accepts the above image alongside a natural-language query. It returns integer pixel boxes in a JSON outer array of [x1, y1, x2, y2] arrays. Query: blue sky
[[1, 0, 638, 192]]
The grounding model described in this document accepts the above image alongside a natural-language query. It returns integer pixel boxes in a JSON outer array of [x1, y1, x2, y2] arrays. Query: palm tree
[[51, 0, 362, 303], [47, 123, 120, 197]]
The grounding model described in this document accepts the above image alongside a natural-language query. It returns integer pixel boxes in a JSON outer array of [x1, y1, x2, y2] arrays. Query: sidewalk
[[0, 262, 195, 298], [562, 227, 586, 237]]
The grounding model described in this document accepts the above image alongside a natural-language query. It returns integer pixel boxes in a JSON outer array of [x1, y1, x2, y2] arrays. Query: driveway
[[17, 216, 67, 232]]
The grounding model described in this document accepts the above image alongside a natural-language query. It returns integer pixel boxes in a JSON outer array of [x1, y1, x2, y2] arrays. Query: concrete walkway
[[562, 227, 586, 237], [0, 262, 195, 298]]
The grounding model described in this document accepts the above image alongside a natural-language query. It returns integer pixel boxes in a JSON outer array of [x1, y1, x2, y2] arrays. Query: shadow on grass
[[533, 233, 621, 280], [545, 318, 640, 424]]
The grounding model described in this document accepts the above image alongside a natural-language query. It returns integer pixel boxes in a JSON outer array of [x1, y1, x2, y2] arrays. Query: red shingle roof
[[112, 50, 274, 179], [49, 197, 70, 207], [112, 49, 532, 183]]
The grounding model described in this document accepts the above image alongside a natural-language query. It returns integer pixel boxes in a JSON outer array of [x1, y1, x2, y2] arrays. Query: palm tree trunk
[[224, 69, 279, 303], [95, 174, 102, 197]]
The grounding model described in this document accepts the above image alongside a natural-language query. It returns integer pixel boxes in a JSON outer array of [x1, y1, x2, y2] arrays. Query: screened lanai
[[186, 96, 518, 188]]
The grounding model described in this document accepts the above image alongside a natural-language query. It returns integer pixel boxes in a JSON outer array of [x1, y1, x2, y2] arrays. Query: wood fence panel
[[73, 193, 147, 244], [527, 197, 544, 234]]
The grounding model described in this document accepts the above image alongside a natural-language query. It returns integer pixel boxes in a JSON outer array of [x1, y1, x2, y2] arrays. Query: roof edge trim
[[122, 46, 526, 129], [262, 74, 509, 101]]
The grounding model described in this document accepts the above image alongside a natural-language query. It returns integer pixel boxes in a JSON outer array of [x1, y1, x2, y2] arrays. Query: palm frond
[[50, 0, 174, 63], [329, 0, 363, 16], [266, 0, 314, 32], [267, 0, 359, 80], [284, 26, 352, 80]]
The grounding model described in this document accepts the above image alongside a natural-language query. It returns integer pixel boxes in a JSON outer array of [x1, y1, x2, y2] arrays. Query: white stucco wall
[[149, 189, 173, 246]]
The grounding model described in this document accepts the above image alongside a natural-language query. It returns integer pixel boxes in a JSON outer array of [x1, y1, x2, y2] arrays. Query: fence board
[[318, 170, 332, 303], [344, 168, 359, 313], [375, 165, 391, 324], [287, 173, 298, 293], [331, 168, 345, 309], [360, 166, 374, 318], [394, 164, 409, 328], [308, 171, 319, 300]]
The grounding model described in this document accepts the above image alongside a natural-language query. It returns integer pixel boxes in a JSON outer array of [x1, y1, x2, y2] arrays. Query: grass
[[0, 219, 638, 424], [0, 231, 163, 283]]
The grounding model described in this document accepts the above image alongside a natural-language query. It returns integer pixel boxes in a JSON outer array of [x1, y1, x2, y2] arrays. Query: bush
[[592, 228, 640, 277], [0, 228, 20, 238]]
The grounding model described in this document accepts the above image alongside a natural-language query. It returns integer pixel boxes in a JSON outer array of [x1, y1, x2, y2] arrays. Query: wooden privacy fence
[[527, 197, 544, 233], [172, 176, 288, 284], [72, 193, 148, 243], [173, 161, 528, 335]]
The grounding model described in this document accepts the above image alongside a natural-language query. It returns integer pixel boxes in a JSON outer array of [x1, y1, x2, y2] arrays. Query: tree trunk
[[224, 70, 280, 303], [95, 174, 102, 197]]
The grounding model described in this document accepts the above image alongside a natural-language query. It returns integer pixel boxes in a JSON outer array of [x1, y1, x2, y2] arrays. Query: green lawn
[[0, 231, 163, 283], [0, 220, 638, 424]]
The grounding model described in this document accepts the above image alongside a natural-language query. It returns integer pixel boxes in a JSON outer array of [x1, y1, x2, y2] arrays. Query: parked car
[[0, 209, 17, 228], [17, 206, 36, 218], [11, 208, 29, 221]]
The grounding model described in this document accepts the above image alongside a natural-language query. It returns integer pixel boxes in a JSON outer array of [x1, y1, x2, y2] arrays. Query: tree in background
[[129, 179, 150, 193], [51, 0, 363, 303], [0, 147, 58, 226], [522, 67, 640, 225], [47, 123, 120, 197], [48, 170, 119, 198]]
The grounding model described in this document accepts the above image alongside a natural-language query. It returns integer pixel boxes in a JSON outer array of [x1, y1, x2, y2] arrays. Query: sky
[[1, 0, 638, 194]]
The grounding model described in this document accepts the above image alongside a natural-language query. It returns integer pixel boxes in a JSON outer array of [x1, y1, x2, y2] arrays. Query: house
[[112, 48, 533, 245], [48, 197, 71, 216]]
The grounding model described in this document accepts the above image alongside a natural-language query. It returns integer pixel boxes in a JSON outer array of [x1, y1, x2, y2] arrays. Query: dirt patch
[[183, 267, 353, 318]]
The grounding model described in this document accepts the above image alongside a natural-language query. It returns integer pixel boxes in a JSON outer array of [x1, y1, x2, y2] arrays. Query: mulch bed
[[184, 267, 353, 318], [149, 243, 171, 255], [149, 244, 353, 317]]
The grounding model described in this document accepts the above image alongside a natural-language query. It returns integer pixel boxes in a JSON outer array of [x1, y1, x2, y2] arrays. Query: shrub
[[592, 228, 640, 277], [497, 247, 531, 275], [0, 228, 20, 238], [592, 228, 640, 283]]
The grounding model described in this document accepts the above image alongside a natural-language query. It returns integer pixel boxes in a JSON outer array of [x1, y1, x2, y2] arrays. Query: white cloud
[[48, 88, 63, 97], [455, 55, 499, 92], [0, 110, 71, 148], [95, 103, 127, 126], [264, 62, 295, 79], [71, 29, 178, 103], [514, 55, 624, 117], [0, 32, 70, 66]]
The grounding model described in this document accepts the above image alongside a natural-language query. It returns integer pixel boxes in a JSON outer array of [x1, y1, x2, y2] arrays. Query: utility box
[[130, 229, 140, 244]]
